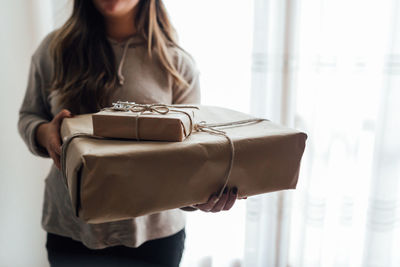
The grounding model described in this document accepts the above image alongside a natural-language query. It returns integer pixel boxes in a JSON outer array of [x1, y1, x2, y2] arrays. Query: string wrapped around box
[[60, 103, 307, 223]]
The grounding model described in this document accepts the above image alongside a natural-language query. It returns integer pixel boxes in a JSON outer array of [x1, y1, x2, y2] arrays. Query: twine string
[[193, 118, 266, 199], [102, 102, 198, 140]]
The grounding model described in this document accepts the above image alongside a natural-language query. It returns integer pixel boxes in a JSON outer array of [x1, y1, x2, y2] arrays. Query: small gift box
[[92, 101, 197, 142], [61, 104, 307, 224]]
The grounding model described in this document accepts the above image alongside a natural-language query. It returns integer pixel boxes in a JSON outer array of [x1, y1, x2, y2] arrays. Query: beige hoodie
[[17, 31, 201, 249]]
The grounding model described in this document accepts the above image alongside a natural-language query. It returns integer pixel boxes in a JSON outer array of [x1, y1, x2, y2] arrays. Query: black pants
[[46, 229, 186, 267]]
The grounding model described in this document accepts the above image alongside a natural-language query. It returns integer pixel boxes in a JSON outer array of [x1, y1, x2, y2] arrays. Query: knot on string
[[128, 103, 170, 115], [103, 101, 170, 114]]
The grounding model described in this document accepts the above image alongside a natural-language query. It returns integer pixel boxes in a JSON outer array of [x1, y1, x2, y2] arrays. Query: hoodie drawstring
[[117, 37, 134, 86]]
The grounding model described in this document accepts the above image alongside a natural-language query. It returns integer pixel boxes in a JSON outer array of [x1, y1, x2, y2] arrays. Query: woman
[[18, 0, 238, 266]]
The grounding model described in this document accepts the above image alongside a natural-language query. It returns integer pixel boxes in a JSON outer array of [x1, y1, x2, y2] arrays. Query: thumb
[[53, 109, 72, 126]]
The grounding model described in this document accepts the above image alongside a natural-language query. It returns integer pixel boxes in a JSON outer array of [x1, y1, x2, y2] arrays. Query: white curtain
[[245, 0, 400, 267], [168, 1, 253, 266]]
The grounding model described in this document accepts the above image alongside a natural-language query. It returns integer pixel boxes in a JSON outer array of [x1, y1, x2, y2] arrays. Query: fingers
[[195, 186, 242, 213], [48, 129, 62, 168], [222, 187, 238, 211], [49, 135, 62, 156], [49, 150, 61, 170], [54, 144, 62, 156], [40, 109, 71, 169], [49, 139, 61, 169], [195, 194, 219, 212], [210, 187, 230, 212]]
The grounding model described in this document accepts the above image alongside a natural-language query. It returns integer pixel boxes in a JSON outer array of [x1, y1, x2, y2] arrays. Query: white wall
[[0, 1, 54, 266]]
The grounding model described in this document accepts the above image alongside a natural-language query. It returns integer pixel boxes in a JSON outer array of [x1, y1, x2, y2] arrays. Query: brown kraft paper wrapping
[[92, 108, 194, 142], [60, 105, 307, 224]]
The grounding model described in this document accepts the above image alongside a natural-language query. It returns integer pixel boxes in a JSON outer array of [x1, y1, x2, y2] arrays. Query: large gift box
[[61, 104, 307, 224]]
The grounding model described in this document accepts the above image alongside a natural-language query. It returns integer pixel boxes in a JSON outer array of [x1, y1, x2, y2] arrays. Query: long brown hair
[[50, 0, 187, 114]]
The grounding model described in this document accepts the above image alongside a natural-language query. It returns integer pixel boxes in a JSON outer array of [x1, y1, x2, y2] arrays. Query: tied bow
[[109, 102, 172, 115]]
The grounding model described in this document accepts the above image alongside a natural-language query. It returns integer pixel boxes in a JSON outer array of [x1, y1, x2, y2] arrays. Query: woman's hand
[[36, 109, 73, 169], [194, 187, 238, 213]]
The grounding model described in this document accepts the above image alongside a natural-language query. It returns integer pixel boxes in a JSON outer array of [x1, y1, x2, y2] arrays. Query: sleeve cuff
[[28, 120, 50, 158]]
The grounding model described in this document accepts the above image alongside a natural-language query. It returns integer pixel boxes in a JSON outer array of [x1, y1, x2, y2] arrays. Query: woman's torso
[[39, 31, 200, 249]]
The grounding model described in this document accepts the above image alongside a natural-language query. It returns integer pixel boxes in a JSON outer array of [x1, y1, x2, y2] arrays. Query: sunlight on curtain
[[245, 0, 400, 266], [290, 0, 400, 266], [164, 1, 254, 266]]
